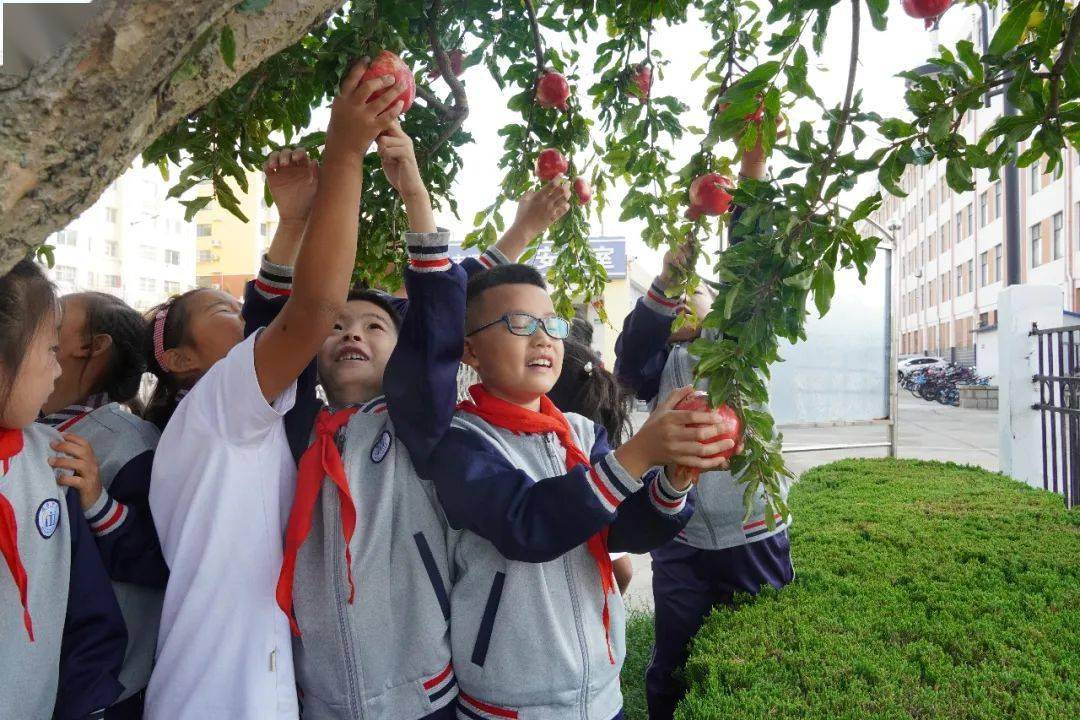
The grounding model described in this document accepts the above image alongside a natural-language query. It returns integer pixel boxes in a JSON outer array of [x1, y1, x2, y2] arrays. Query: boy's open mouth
[[336, 344, 371, 363]]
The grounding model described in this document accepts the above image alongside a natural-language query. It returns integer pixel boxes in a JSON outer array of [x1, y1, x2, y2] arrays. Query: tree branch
[[523, 0, 546, 70], [1045, 6, 1080, 124], [424, 0, 469, 152], [817, 0, 860, 188]]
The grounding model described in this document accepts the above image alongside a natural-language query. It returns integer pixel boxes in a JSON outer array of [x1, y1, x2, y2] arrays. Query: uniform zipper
[[329, 455, 364, 719], [543, 433, 590, 720]]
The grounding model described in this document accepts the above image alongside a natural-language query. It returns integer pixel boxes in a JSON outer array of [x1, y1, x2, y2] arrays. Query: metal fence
[[1030, 322, 1080, 509]]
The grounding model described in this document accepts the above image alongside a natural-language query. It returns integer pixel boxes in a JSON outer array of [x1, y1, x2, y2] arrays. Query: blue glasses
[[467, 312, 571, 339]]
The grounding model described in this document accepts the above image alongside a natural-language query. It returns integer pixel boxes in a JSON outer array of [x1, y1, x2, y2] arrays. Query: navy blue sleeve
[[55, 489, 126, 720], [424, 423, 644, 563], [613, 291, 676, 404], [242, 273, 321, 464], [460, 256, 483, 276], [607, 469, 695, 553], [385, 235, 468, 463], [88, 451, 169, 588]]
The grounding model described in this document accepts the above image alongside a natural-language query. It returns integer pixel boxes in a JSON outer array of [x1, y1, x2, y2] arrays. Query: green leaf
[[219, 25, 236, 70], [812, 264, 835, 317], [945, 156, 974, 192], [987, 0, 1037, 56], [180, 196, 213, 222], [782, 268, 815, 290], [865, 0, 889, 31]]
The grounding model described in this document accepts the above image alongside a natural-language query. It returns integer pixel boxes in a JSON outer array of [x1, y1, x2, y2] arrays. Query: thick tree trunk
[[0, 0, 346, 274]]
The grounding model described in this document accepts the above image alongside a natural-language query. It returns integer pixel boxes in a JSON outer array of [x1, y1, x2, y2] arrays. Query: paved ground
[[622, 394, 1000, 610]]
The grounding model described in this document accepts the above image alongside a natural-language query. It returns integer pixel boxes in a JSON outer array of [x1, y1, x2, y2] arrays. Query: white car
[[898, 356, 949, 378]]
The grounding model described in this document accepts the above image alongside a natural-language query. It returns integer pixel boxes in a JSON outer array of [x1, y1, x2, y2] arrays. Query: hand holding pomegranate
[[613, 386, 735, 490], [361, 50, 415, 113], [326, 58, 408, 157], [535, 148, 569, 182], [510, 181, 571, 242], [670, 391, 744, 485]]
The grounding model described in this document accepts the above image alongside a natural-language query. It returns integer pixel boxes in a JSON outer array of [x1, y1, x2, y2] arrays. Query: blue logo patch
[[36, 499, 61, 539], [370, 431, 393, 464]]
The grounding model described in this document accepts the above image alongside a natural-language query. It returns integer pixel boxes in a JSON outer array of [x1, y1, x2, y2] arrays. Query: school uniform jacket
[[40, 402, 166, 702], [409, 410, 694, 720], [0, 423, 127, 720], [243, 245, 511, 466], [614, 278, 790, 550]]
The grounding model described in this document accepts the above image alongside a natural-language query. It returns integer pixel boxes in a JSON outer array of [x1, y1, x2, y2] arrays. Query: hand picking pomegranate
[[673, 391, 743, 483], [572, 177, 592, 204], [688, 173, 734, 216], [900, 0, 952, 19], [536, 71, 571, 110], [629, 63, 652, 102], [362, 50, 415, 114], [535, 148, 569, 182]]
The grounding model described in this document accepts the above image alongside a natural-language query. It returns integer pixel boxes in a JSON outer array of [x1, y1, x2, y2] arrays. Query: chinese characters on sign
[[449, 237, 627, 279]]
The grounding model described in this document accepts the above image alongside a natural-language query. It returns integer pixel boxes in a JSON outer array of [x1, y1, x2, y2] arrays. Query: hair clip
[[583, 361, 594, 375]]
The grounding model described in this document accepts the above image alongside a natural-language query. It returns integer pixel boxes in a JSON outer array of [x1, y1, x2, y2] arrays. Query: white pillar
[[998, 284, 1062, 488]]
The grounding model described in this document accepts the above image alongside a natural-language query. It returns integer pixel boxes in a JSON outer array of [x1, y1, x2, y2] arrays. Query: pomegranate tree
[[535, 148, 569, 182], [688, 173, 734, 217], [535, 71, 570, 110], [361, 50, 415, 114]]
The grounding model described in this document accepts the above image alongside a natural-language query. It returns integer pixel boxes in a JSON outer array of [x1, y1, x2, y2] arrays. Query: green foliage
[[676, 459, 1080, 720], [620, 608, 655, 720], [142, 0, 1080, 520]]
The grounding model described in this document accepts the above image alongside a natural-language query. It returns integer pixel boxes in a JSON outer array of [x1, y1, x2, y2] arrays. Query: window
[[104, 275, 121, 289], [164, 281, 181, 295], [55, 265, 76, 284], [197, 250, 214, 263], [1030, 163, 1040, 194], [141, 245, 156, 261], [967, 259, 974, 290], [955, 212, 962, 242], [967, 204, 974, 235], [165, 249, 181, 265], [105, 241, 119, 257], [994, 181, 1002, 219], [994, 245, 1002, 281], [940, 179, 947, 203], [196, 224, 212, 238], [980, 311, 990, 327], [1031, 223, 1042, 268], [54, 230, 77, 247], [1053, 212, 1063, 259], [980, 251, 989, 286], [260, 222, 273, 237], [956, 266, 964, 295], [106, 208, 118, 223], [929, 232, 936, 259], [941, 274, 948, 302], [980, 192, 988, 227], [139, 277, 157, 293], [941, 222, 950, 252]]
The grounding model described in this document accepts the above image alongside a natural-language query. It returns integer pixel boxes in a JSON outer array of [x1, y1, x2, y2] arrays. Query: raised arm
[[253, 61, 405, 402]]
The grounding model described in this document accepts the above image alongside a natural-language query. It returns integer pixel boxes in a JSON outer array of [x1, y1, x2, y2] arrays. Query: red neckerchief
[[458, 384, 616, 664], [277, 407, 360, 636], [0, 427, 33, 641]]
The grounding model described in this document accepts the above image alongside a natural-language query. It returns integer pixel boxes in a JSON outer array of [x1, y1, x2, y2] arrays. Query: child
[[38, 291, 166, 719], [407, 263, 734, 720], [143, 61, 406, 720], [613, 157, 794, 720], [548, 338, 636, 594], [0, 259, 127, 719], [271, 123, 467, 720]]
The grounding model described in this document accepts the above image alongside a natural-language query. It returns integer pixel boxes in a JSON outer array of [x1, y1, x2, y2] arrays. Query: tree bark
[[0, 0, 348, 274]]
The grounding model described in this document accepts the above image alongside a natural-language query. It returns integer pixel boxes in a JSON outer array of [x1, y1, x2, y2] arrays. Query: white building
[[44, 162, 196, 311], [872, 7, 1080, 365]]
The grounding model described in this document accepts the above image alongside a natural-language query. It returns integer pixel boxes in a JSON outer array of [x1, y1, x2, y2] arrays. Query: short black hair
[[75, 292, 148, 403], [0, 259, 57, 415], [466, 264, 547, 329], [346, 288, 404, 330]]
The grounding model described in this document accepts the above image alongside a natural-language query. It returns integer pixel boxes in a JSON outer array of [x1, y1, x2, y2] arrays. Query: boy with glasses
[[399, 263, 734, 720]]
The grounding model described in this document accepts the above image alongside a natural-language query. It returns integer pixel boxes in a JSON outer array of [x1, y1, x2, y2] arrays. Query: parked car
[[898, 356, 949, 378]]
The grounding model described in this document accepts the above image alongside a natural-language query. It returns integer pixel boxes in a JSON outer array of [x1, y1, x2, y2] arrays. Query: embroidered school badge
[[371, 430, 392, 464], [36, 499, 61, 539]]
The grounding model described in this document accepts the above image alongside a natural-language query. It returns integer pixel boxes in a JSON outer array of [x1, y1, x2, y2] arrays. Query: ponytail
[[76, 292, 148, 405], [142, 288, 202, 429]]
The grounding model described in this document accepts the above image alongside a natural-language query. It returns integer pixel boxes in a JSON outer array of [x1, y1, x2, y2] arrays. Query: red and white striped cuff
[[407, 229, 453, 273], [84, 493, 129, 537], [586, 452, 643, 514], [649, 469, 690, 515], [643, 279, 682, 317], [475, 246, 510, 270], [254, 255, 293, 299]]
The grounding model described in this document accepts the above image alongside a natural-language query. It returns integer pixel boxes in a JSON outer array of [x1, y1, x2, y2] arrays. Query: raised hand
[[264, 148, 319, 222], [325, 58, 407, 159]]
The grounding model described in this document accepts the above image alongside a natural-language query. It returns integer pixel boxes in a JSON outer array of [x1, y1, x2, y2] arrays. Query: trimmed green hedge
[[670, 459, 1080, 719]]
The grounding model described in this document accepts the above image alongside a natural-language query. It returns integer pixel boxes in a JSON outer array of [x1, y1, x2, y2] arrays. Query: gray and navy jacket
[[254, 232, 469, 719], [410, 408, 694, 720], [38, 400, 166, 703], [614, 277, 790, 550], [0, 423, 127, 720], [244, 245, 511, 466]]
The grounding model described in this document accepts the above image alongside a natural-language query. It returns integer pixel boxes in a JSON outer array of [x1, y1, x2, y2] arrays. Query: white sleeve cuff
[[406, 228, 453, 272], [643, 279, 682, 318], [648, 468, 690, 515], [586, 452, 644, 513]]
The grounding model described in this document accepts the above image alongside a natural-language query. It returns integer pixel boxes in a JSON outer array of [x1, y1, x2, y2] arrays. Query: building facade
[[871, 10, 1080, 363], [44, 162, 196, 311]]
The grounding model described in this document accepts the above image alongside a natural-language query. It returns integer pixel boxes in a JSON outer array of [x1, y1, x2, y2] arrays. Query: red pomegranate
[[630, 63, 652, 102], [673, 392, 743, 483], [535, 149, 569, 182], [536, 71, 570, 110], [427, 49, 465, 79], [685, 206, 703, 221], [362, 50, 415, 114], [688, 173, 734, 216], [901, 0, 952, 19], [572, 177, 592, 204]]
